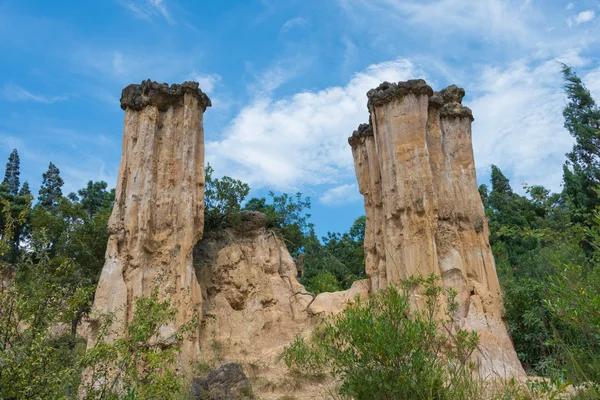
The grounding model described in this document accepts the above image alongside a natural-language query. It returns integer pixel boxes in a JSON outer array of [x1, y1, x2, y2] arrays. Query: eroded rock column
[[90, 80, 211, 366], [350, 80, 524, 377]]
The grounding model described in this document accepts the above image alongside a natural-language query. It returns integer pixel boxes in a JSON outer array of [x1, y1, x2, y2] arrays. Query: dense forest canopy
[[1, 66, 599, 398]]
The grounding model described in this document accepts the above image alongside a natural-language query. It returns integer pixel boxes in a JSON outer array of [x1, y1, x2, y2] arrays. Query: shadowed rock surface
[[192, 363, 252, 399], [350, 79, 524, 378]]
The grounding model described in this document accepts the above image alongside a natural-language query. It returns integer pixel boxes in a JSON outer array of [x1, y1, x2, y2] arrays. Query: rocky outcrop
[[89, 80, 211, 366], [193, 220, 312, 363], [192, 363, 252, 399], [308, 279, 370, 316], [349, 80, 524, 378]]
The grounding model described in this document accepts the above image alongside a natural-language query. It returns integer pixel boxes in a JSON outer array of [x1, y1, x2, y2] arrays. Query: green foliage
[[245, 192, 311, 257], [302, 216, 366, 292], [302, 270, 342, 294], [0, 200, 90, 399], [544, 208, 600, 391], [70, 180, 115, 217], [561, 64, 600, 222], [81, 286, 197, 400], [204, 163, 250, 231], [19, 181, 30, 197], [38, 161, 65, 209], [283, 275, 480, 400], [3, 149, 20, 195]]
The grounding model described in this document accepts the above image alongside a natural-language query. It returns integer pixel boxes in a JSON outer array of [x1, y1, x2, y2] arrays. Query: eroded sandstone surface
[[349, 80, 524, 377], [89, 80, 211, 366]]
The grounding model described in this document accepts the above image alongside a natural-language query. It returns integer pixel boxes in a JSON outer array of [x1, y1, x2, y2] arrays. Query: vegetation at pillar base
[[283, 275, 483, 400]]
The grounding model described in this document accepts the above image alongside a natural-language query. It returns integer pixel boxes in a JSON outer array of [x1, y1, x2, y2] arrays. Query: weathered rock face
[[90, 80, 211, 365], [349, 80, 524, 377], [194, 218, 312, 362]]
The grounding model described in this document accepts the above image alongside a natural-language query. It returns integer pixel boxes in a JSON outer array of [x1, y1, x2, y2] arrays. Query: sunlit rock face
[[89, 80, 211, 367], [349, 80, 524, 378]]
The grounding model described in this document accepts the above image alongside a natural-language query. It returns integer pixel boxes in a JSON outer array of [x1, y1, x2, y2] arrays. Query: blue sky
[[1, 0, 599, 237]]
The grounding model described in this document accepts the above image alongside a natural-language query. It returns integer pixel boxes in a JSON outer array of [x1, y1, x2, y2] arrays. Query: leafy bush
[[80, 286, 197, 400], [283, 275, 480, 400], [204, 164, 250, 231], [302, 270, 343, 294]]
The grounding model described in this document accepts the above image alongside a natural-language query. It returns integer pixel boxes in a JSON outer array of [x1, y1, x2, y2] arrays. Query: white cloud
[[117, 0, 173, 23], [320, 183, 361, 205], [186, 72, 222, 94], [280, 17, 307, 33], [3, 83, 67, 103], [566, 3, 574, 10], [575, 10, 595, 23], [206, 58, 418, 190], [568, 10, 595, 27], [469, 57, 575, 192]]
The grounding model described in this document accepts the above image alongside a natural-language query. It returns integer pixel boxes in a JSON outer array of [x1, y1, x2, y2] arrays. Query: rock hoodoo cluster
[[349, 79, 523, 377], [89, 78, 523, 395], [90, 80, 211, 365]]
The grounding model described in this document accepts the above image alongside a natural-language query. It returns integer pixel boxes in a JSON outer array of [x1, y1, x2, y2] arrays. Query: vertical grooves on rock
[[89, 81, 211, 368], [350, 80, 524, 378]]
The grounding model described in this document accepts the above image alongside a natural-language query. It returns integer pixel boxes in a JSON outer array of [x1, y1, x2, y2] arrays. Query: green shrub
[[283, 275, 480, 400], [80, 286, 197, 400], [302, 270, 343, 294]]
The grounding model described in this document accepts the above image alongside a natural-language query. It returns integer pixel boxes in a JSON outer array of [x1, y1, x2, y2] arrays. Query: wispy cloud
[[3, 83, 67, 103], [320, 183, 361, 205], [280, 17, 307, 33], [246, 56, 314, 97], [117, 0, 173, 23]]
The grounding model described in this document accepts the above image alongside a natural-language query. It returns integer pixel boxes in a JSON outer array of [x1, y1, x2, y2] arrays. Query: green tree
[[28, 190, 112, 339], [245, 192, 311, 257], [0, 198, 89, 399], [561, 64, 600, 223], [204, 164, 250, 230], [18, 181, 30, 197], [38, 162, 64, 209], [302, 216, 366, 292], [70, 180, 115, 217], [3, 149, 20, 195]]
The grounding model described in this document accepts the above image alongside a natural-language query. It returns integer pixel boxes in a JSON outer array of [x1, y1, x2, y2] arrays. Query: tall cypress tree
[[561, 65, 600, 221], [38, 162, 64, 209], [3, 149, 20, 196]]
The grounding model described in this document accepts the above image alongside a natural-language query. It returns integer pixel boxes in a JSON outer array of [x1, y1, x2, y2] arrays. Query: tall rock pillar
[[90, 80, 211, 366], [350, 80, 524, 377]]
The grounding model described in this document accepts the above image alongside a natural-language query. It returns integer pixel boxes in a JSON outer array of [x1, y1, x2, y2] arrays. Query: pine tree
[[561, 64, 600, 221], [18, 181, 31, 197], [38, 162, 64, 209], [3, 149, 20, 196]]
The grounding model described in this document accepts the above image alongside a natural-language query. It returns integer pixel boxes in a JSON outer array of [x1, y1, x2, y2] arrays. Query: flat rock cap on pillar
[[120, 79, 212, 111], [366, 79, 434, 108]]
